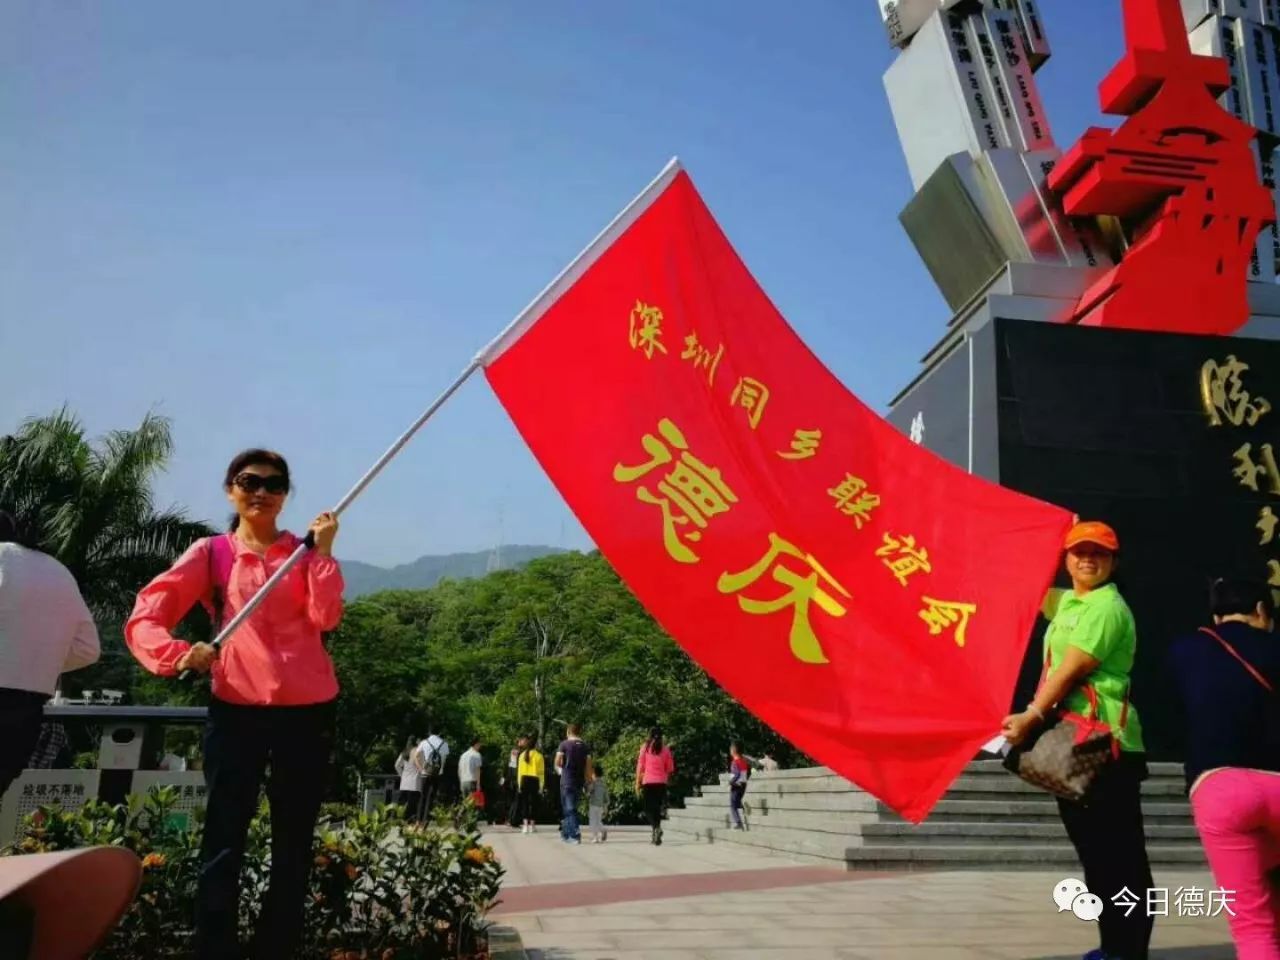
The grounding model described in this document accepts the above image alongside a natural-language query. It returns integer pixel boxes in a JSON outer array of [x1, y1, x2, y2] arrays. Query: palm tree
[[0, 408, 214, 624]]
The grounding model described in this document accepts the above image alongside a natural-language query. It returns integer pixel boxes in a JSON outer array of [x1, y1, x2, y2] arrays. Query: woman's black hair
[[401, 736, 417, 760], [647, 726, 664, 754], [1210, 578, 1275, 619], [223, 449, 291, 531], [521, 737, 537, 765]]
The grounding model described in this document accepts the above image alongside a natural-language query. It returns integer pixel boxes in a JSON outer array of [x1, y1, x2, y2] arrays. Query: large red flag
[[481, 161, 1073, 822]]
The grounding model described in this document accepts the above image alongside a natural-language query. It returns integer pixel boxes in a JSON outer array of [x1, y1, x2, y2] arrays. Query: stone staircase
[[664, 761, 1203, 870]]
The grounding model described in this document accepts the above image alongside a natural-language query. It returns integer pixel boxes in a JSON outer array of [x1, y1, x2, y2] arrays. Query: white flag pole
[[183, 156, 683, 677]]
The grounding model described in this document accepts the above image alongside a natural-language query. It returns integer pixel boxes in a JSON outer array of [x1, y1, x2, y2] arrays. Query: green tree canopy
[[328, 551, 807, 817], [0, 408, 214, 624]]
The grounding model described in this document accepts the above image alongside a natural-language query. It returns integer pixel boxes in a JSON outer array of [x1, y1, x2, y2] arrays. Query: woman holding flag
[[1003, 521, 1152, 960], [125, 449, 343, 960]]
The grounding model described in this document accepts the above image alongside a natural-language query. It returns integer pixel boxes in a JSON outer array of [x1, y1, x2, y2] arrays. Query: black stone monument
[[888, 316, 1280, 759]]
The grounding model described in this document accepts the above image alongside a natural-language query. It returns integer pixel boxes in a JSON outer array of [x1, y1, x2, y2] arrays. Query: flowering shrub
[[3, 787, 503, 959]]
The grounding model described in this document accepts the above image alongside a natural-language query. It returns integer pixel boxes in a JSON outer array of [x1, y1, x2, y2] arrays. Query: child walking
[[587, 763, 609, 843], [729, 742, 750, 830]]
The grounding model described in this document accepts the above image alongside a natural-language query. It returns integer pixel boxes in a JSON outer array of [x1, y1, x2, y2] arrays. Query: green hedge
[[3, 786, 503, 959]]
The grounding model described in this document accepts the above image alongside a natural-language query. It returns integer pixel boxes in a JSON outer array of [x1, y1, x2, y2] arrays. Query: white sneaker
[[521, 824, 529, 834]]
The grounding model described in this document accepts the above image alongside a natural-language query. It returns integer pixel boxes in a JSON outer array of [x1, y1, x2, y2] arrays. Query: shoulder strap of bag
[[1042, 643, 1131, 729], [205, 534, 234, 631], [1199, 626, 1276, 694]]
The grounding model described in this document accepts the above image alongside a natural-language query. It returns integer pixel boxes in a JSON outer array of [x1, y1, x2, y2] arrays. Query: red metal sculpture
[[1048, 0, 1276, 335]]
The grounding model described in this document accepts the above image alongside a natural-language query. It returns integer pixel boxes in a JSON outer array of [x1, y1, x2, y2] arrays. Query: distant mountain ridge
[[340, 544, 565, 598]]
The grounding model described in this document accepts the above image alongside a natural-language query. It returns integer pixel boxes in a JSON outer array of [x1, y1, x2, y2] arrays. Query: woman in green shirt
[[1003, 521, 1154, 960]]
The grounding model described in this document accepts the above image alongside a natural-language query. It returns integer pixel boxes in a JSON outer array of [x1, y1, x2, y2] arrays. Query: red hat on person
[[1063, 521, 1119, 553]]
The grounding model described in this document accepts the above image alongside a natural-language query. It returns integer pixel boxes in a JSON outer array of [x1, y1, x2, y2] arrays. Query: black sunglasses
[[233, 473, 289, 495]]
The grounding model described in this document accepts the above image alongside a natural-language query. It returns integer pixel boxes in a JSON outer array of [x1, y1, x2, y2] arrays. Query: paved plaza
[[483, 825, 1235, 959]]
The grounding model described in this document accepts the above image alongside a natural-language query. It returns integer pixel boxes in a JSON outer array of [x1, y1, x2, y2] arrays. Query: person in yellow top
[[1003, 521, 1153, 960], [516, 738, 546, 834]]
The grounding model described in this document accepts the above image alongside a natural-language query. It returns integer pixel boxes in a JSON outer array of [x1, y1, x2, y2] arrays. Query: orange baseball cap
[[1064, 521, 1119, 553]]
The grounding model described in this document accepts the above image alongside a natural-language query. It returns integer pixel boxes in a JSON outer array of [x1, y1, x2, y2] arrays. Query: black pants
[[1057, 755, 1154, 960], [420, 773, 443, 818], [397, 789, 422, 821], [642, 783, 666, 831], [518, 775, 540, 822], [0, 688, 45, 801], [505, 771, 520, 826], [729, 783, 747, 827], [196, 697, 335, 960]]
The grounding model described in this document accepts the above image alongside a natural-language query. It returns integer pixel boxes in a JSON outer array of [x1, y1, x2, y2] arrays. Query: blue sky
[[1, 1, 1122, 566]]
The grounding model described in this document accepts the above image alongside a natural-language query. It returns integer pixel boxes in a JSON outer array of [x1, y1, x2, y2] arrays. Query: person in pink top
[[634, 726, 675, 846], [125, 449, 342, 960]]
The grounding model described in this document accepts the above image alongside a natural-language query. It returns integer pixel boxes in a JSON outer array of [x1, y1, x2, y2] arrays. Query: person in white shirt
[[394, 736, 423, 820], [458, 739, 483, 799], [0, 511, 99, 799], [413, 733, 449, 816]]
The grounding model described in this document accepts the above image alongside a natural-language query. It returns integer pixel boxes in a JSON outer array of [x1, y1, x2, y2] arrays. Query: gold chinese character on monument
[[680, 331, 724, 386], [1269, 559, 1280, 589], [828, 473, 881, 530], [614, 418, 738, 564], [1260, 506, 1278, 546], [1233, 442, 1280, 495], [875, 532, 933, 587], [1201, 355, 1271, 427], [919, 598, 978, 648], [718, 532, 851, 665], [777, 429, 822, 461], [628, 301, 668, 360], [730, 377, 770, 430]]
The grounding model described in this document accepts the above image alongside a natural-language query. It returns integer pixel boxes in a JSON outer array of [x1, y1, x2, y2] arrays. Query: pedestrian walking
[[635, 726, 675, 846], [458, 738, 483, 799], [728, 741, 750, 830], [554, 723, 592, 844], [394, 736, 422, 820], [0, 510, 99, 800], [517, 738, 545, 834], [587, 762, 609, 843], [414, 732, 449, 816]]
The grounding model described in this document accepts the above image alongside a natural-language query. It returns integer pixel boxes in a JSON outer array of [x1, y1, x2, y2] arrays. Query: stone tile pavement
[[482, 825, 1235, 959]]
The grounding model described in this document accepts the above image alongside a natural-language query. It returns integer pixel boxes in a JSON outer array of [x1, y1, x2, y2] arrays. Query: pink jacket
[[636, 744, 675, 785], [125, 532, 344, 706]]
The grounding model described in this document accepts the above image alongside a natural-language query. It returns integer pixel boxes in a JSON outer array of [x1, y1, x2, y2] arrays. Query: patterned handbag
[[1003, 651, 1129, 803]]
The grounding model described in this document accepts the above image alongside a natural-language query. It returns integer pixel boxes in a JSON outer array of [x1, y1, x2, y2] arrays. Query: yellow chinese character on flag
[[919, 598, 977, 648], [828, 473, 881, 529], [628, 301, 668, 360], [1201, 355, 1271, 427], [718, 533, 851, 665], [875, 533, 932, 586], [614, 418, 738, 564], [1269, 559, 1280, 590], [681, 331, 724, 386], [777, 429, 822, 461], [1261, 506, 1277, 546], [730, 377, 770, 430], [1233, 443, 1280, 495]]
